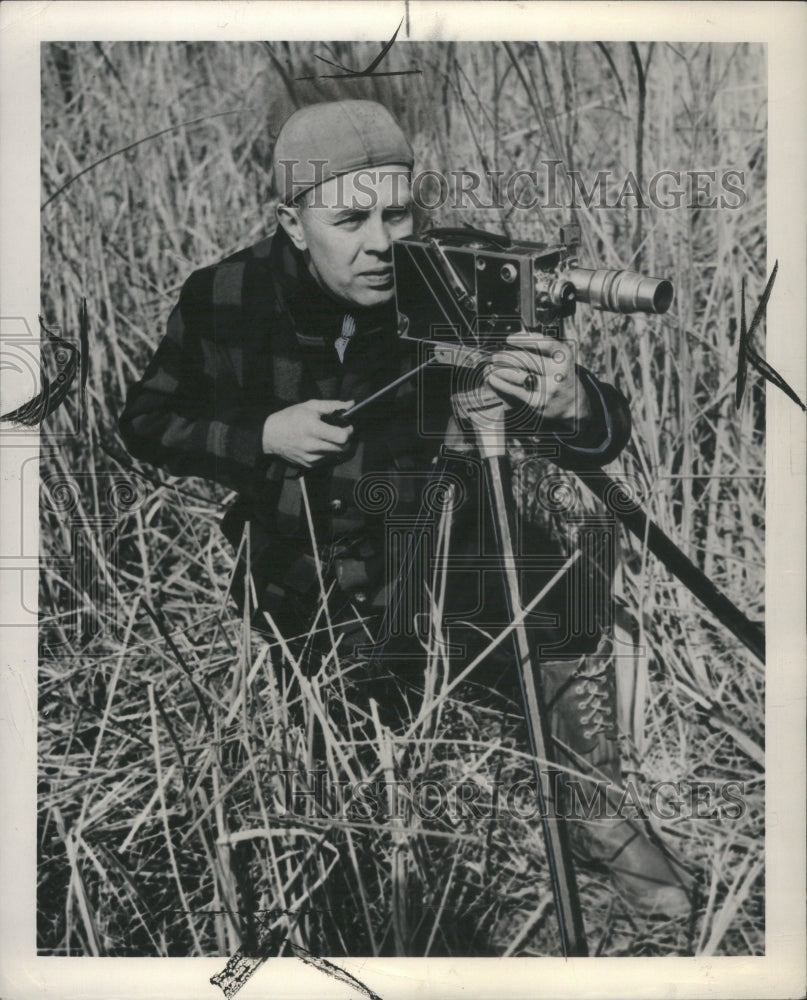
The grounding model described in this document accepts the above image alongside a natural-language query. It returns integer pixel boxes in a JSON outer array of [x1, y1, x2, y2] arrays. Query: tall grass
[[38, 40, 766, 957]]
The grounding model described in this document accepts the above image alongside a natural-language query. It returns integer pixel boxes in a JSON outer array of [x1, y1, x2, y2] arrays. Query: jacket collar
[[267, 226, 396, 349]]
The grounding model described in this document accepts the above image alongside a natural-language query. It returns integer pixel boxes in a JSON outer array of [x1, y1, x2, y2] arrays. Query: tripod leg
[[577, 472, 765, 663], [472, 414, 588, 957]]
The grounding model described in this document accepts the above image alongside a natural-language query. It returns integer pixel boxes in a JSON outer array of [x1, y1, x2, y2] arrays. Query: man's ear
[[276, 202, 308, 251]]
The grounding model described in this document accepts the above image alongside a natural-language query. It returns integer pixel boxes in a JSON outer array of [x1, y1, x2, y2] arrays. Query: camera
[[327, 226, 673, 427], [393, 224, 673, 350]]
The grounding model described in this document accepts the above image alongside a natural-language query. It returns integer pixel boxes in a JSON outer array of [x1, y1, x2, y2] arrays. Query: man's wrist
[[544, 373, 594, 437], [555, 370, 610, 450], [551, 369, 633, 466]]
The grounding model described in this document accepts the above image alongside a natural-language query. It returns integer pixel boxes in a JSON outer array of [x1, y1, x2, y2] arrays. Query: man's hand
[[262, 399, 355, 468], [486, 332, 592, 428]]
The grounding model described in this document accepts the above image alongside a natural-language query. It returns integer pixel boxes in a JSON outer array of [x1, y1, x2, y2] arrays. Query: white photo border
[[1, 2, 804, 998]]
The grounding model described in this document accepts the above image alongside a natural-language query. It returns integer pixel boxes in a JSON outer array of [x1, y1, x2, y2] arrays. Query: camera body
[[393, 225, 673, 351]]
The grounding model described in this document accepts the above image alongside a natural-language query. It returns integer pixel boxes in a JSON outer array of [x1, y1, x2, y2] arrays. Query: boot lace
[[570, 659, 615, 741]]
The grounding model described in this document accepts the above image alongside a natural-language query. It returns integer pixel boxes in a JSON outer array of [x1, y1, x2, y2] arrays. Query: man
[[119, 100, 691, 920]]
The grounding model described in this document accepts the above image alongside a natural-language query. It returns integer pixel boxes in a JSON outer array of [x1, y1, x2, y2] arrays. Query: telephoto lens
[[566, 267, 674, 314]]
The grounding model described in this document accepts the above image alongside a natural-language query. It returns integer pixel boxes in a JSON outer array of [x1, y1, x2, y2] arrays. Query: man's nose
[[362, 214, 392, 256]]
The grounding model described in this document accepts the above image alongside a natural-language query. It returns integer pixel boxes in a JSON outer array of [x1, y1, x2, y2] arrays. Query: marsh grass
[[37, 40, 765, 957]]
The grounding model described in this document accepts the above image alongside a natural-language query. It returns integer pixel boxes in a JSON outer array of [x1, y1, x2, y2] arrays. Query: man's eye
[[386, 207, 411, 221], [337, 215, 363, 227]]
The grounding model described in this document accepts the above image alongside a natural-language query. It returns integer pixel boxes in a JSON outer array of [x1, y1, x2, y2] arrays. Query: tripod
[[330, 350, 764, 956]]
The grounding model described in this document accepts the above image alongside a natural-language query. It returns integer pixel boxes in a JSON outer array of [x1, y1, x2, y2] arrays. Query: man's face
[[279, 165, 414, 308]]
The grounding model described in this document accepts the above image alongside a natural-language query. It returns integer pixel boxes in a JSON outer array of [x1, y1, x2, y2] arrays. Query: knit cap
[[272, 100, 414, 204]]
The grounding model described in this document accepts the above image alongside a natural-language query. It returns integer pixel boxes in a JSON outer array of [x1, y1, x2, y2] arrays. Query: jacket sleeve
[[118, 272, 283, 499], [551, 367, 632, 469]]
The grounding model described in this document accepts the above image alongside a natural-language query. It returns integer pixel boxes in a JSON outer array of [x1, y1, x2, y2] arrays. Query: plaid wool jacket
[[119, 228, 632, 631]]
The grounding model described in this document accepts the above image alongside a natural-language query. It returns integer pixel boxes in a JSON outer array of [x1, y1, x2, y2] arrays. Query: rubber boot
[[541, 644, 693, 917]]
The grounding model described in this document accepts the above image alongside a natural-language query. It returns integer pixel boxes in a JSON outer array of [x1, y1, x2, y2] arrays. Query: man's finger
[[505, 331, 544, 347], [486, 370, 536, 405], [488, 350, 543, 389], [489, 349, 543, 370], [509, 336, 572, 365], [310, 436, 354, 458], [316, 422, 354, 445], [310, 398, 355, 414], [488, 364, 541, 384]]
